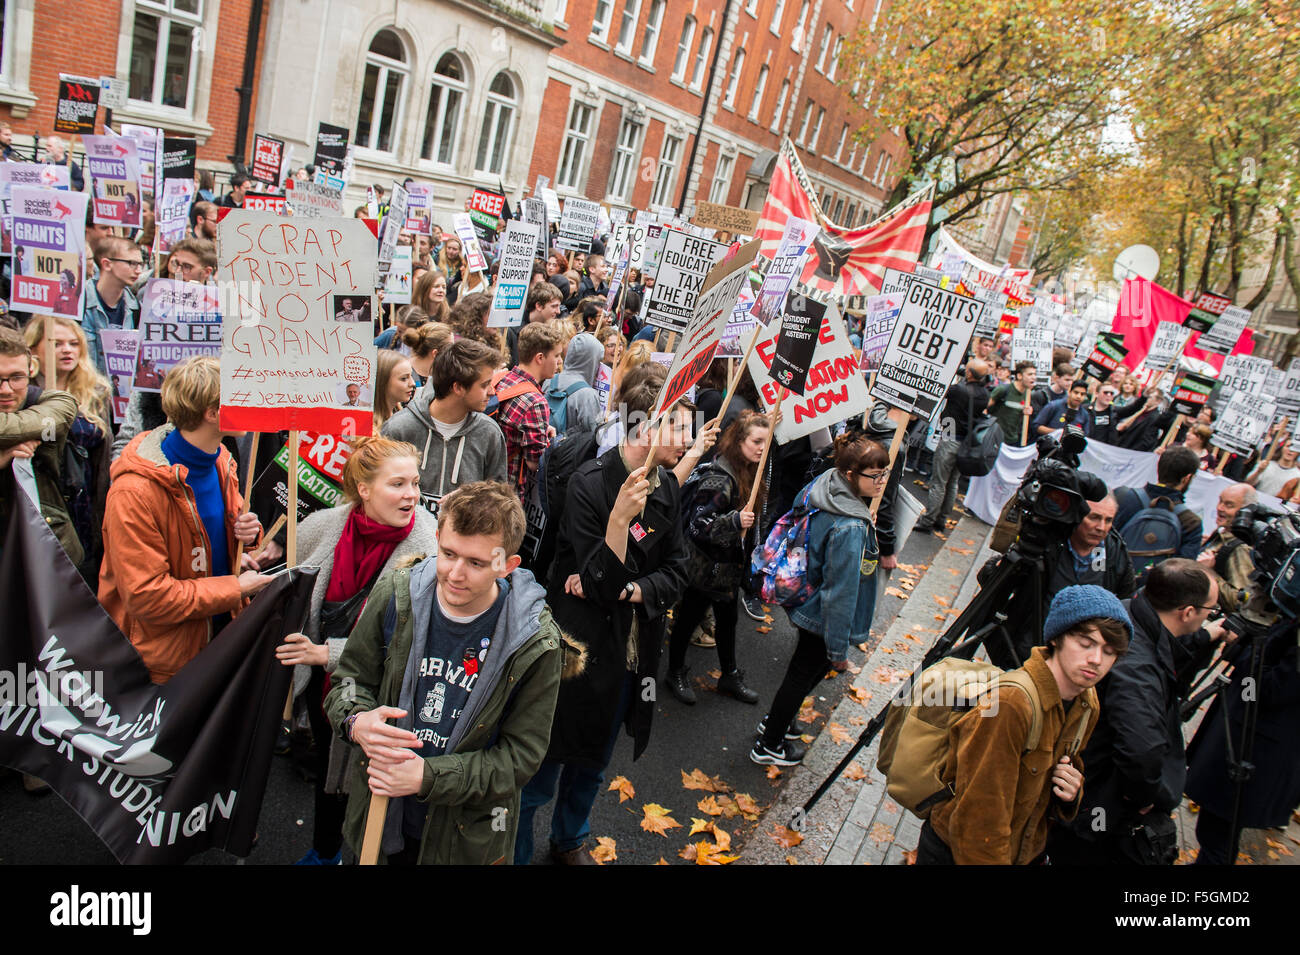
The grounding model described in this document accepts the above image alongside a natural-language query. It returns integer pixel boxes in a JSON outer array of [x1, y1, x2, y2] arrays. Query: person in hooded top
[[381, 339, 507, 518], [546, 332, 604, 438]]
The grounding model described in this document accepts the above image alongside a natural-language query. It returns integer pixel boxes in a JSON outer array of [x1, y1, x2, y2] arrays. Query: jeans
[[761, 627, 829, 747], [667, 587, 739, 673], [919, 438, 960, 527], [514, 674, 633, 864]]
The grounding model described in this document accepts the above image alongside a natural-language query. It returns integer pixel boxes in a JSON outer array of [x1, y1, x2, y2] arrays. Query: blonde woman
[[25, 316, 112, 584], [412, 268, 451, 324], [404, 320, 454, 388], [373, 348, 416, 434]]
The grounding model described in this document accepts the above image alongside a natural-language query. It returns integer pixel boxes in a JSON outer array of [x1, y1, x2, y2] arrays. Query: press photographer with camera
[[1048, 559, 1230, 865], [1043, 494, 1135, 605], [1198, 483, 1258, 616]]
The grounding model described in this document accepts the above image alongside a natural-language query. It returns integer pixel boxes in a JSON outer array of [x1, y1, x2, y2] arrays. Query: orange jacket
[[98, 425, 246, 683]]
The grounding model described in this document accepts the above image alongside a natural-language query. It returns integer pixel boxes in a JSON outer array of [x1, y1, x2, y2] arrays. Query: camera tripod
[[798, 536, 1049, 821]]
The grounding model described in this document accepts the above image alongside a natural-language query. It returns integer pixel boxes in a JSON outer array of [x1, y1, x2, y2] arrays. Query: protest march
[[0, 5, 1295, 933]]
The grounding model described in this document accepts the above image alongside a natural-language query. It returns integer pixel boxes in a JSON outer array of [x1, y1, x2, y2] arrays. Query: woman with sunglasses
[[751, 431, 891, 766]]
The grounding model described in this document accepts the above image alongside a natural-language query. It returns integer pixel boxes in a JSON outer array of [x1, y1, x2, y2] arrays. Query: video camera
[[1010, 427, 1107, 556], [1229, 504, 1300, 621]]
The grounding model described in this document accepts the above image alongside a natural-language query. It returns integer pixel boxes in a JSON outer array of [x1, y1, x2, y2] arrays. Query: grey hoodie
[[807, 465, 873, 520], [546, 333, 604, 435], [381, 384, 507, 509]]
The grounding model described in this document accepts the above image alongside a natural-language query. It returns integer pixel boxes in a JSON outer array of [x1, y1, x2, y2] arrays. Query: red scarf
[[326, 506, 414, 602]]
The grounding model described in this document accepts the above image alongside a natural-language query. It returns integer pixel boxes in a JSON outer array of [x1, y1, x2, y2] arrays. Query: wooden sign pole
[[359, 794, 388, 865], [744, 388, 784, 513], [871, 407, 911, 520], [233, 432, 261, 569], [1160, 415, 1184, 449], [43, 316, 56, 392], [282, 429, 301, 722]]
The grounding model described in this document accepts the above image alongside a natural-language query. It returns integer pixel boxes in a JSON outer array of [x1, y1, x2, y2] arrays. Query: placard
[[1276, 358, 1300, 418], [53, 74, 99, 134], [719, 285, 757, 356], [453, 213, 487, 273], [285, 179, 344, 219], [1081, 336, 1128, 381], [1170, 372, 1215, 417], [133, 279, 223, 392], [160, 136, 196, 183], [488, 219, 542, 327], [383, 246, 412, 305], [1184, 291, 1231, 335], [1142, 321, 1192, 371], [8, 187, 88, 319], [540, 187, 562, 222], [243, 192, 288, 215], [522, 196, 548, 260], [557, 197, 600, 253], [748, 305, 870, 444], [860, 292, 903, 373], [252, 430, 351, 524], [1212, 391, 1277, 457], [0, 164, 68, 255], [869, 276, 981, 418], [1218, 354, 1270, 398], [469, 188, 506, 233], [251, 134, 284, 187], [313, 122, 349, 174], [693, 201, 760, 235], [770, 290, 828, 396], [100, 329, 141, 422], [217, 212, 379, 434], [154, 178, 195, 255], [83, 135, 142, 228], [404, 183, 434, 236], [378, 181, 408, 274], [98, 76, 127, 110], [753, 217, 818, 327], [1011, 325, 1053, 384], [644, 230, 728, 334], [119, 124, 161, 199], [1196, 303, 1250, 356], [654, 241, 760, 417]]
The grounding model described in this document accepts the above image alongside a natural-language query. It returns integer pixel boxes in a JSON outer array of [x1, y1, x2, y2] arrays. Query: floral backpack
[[749, 488, 820, 608]]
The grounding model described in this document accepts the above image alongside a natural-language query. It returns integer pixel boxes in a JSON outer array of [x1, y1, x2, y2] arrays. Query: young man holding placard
[[987, 362, 1037, 447], [82, 236, 142, 375]]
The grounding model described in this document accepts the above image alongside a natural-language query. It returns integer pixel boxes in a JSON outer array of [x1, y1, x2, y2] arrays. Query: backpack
[[1116, 487, 1194, 586], [955, 394, 1003, 478], [544, 379, 591, 435], [749, 492, 820, 608], [488, 373, 541, 421], [875, 658, 1084, 818], [539, 426, 599, 525]]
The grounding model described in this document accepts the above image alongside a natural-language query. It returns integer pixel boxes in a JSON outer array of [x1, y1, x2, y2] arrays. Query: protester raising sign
[[251, 133, 285, 186], [0, 164, 68, 255], [488, 219, 542, 327], [653, 241, 760, 419], [557, 197, 600, 253], [101, 329, 141, 422], [453, 212, 488, 273], [53, 74, 99, 134], [217, 212, 379, 434], [313, 122, 349, 173], [1142, 321, 1191, 371], [1170, 372, 1215, 417], [1212, 391, 1278, 457], [8, 187, 88, 320], [771, 291, 829, 395], [645, 230, 729, 334], [0, 464, 312, 864], [1081, 335, 1129, 381], [135, 279, 223, 392], [870, 276, 981, 418], [748, 303, 869, 444]]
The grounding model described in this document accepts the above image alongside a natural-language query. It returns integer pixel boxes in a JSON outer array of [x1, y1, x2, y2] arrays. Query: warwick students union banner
[[0, 463, 314, 863]]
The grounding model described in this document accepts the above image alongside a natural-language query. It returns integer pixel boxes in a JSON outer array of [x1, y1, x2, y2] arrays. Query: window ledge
[[0, 85, 37, 118], [637, 60, 657, 74], [588, 36, 611, 51], [613, 48, 635, 63], [113, 103, 213, 144], [669, 75, 688, 90]]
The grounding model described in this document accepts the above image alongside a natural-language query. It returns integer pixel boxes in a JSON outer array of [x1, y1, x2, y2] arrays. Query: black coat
[[1065, 591, 1217, 840], [1185, 624, 1300, 828], [544, 447, 688, 766]]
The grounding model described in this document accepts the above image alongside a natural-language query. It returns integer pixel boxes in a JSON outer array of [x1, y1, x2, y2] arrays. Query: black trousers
[[761, 627, 828, 747], [1193, 809, 1234, 865], [306, 666, 347, 857], [916, 820, 955, 865], [666, 587, 738, 673]]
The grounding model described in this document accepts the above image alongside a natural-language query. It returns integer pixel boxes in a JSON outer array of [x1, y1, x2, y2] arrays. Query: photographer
[[1049, 559, 1230, 865], [1043, 494, 1135, 608], [1198, 484, 1258, 617]]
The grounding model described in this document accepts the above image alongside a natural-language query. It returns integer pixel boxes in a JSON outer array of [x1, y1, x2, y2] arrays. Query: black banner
[[0, 463, 313, 864], [770, 291, 827, 396], [1171, 372, 1216, 416], [1081, 337, 1129, 382], [54, 76, 99, 134], [314, 123, 349, 174], [161, 137, 197, 183]]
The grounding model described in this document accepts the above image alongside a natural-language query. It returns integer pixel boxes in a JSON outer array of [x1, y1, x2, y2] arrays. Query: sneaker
[[742, 594, 767, 622], [665, 666, 697, 705], [749, 736, 809, 767], [716, 668, 759, 704], [274, 719, 292, 755], [294, 848, 342, 865], [551, 843, 597, 865], [690, 629, 717, 648], [756, 715, 812, 741], [912, 521, 934, 535]]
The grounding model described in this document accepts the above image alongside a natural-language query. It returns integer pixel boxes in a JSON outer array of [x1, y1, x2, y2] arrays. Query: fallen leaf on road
[[824, 668, 839, 679], [734, 793, 761, 820], [640, 803, 682, 836], [885, 587, 909, 599], [879, 646, 894, 654], [772, 825, 804, 848], [848, 715, 867, 726], [756, 625, 772, 633], [872, 666, 907, 684], [709, 823, 733, 851], [693, 841, 738, 865], [847, 685, 873, 706], [902, 848, 917, 865], [592, 836, 617, 864], [697, 795, 724, 816], [857, 641, 871, 653], [951, 547, 974, 555], [828, 723, 854, 745], [904, 633, 921, 643], [655, 857, 668, 865], [869, 822, 894, 844], [934, 532, 947, 540], [846, 661, 862, 674], [608, 775, 635, 803], [843, 761, 868, 781], [689, 817, 710, 836], [681, 768, 730, 792], [962, 539, 975, 546], [765, 766, 782, 780], [678, 843, 698, 862], [934, 596, 950, 607], [785, 855, 799, 864], [707, 668, 722, 680]]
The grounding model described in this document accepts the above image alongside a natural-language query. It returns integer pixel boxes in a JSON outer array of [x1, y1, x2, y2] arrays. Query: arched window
[[356, 29, 407, 152], [475, 73, 516, 176], [422, 52, 466, 164]]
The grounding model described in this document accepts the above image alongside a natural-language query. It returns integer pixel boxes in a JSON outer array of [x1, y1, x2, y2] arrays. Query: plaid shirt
[[496, 367, 550, 499]]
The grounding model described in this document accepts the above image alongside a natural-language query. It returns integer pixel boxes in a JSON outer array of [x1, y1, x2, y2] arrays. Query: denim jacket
[[82, 280, 139, 376], [788, 469, 880, 660]]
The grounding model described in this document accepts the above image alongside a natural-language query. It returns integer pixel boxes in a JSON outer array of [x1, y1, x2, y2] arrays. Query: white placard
[[488, 219, 542, 327]]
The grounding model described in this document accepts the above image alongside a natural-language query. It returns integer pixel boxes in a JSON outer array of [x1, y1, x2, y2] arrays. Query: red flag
[[1112, 277, 1253, 372], [755, 139, 931, 302]]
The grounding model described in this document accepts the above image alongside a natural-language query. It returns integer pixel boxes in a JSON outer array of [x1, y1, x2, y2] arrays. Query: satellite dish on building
[[1113, 244, 1160, 283]]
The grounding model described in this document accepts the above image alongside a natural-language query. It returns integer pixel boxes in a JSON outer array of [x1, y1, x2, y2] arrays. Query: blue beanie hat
[[1043, 585, 1133, 645]]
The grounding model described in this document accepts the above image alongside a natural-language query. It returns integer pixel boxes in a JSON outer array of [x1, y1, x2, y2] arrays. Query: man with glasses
[[192, 201, 220, 241], [166, 238, 217, 285], [82, 236, 142, 375], [1089, 380, 1144, 446], [1049, 558, 1230, 865]]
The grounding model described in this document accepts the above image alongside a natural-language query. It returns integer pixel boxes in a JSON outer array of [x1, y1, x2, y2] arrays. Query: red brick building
[[0, 0, 266, 166]]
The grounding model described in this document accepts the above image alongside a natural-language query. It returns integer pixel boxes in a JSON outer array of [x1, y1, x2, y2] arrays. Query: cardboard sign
[[748, 305, 870, 444], [453, 213, 487, 272], [243, 192, 288, 215], [771, 291, 828, 396], [522, 196, 548, 260], [404, 183, 434, 236], [217, 211, 379, 434], [53, 74, 99, 134], [8, 187, 88, 319], [1142, 321, 1192, 371], [1218, 354, 1271, 398], [653, 241, 760, 418], [378, 181, 408, 274], [645, 230, 728, 334], [1170, 372, 1215, 417], [154, 179, 195, 255], [160, 136, 197, 183], [83, 135, 142, 228], [753, 217, 818, 327], [133, 279, 223, 392], [1275, 358, 1300, 418], [693, 201, 760, 235], [718, 285, 757, 357], [313, 122, 349, 174], [253, 430, 352, 524], [119, 125, 161, 199], [1081, 336, 1128, 381], [488, 219, 542, 327], [540, 187, 562, 222], [860, 293, 903, 373], [1212, 391, 1277, 457], [98, 75, 127, 110], [1184, 291, 1232, 334], [285, 179, 343, 219], [1011, 325, 1053, 384], [0, 164, 68, 255], [557, 197, 600, 253], [383, 246, 412, 305], [469, 189, 506, 232], [870, 276, 981, 418], [101, 329, 141, 422], [251, 134, 285, 186], [1197, 304, 1250, 356]]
